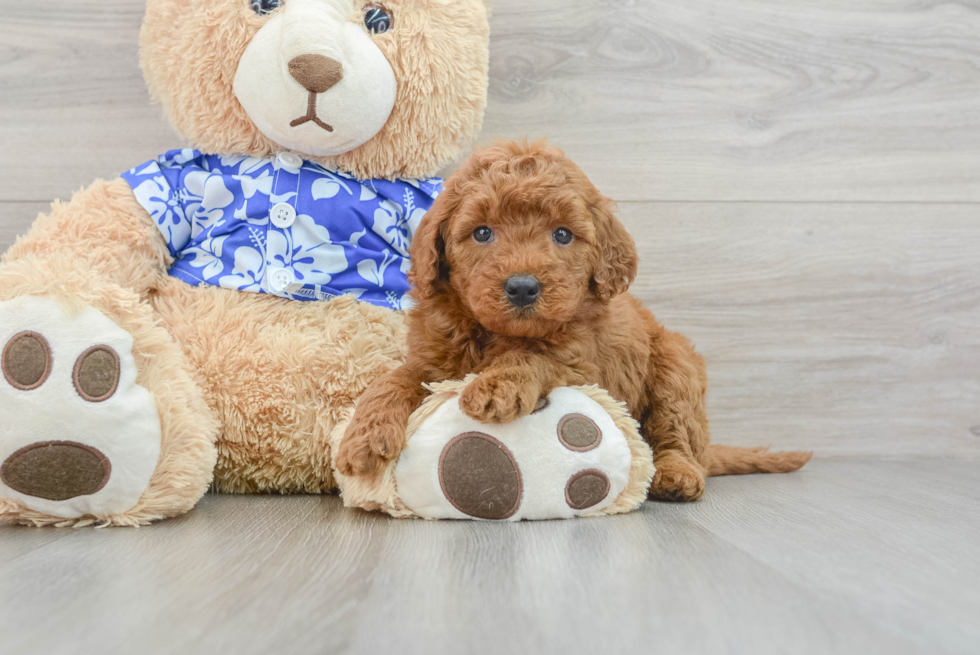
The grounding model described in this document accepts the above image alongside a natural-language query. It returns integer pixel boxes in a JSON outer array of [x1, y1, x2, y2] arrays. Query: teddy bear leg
[[333, 379, 655, 521], [150, 282, 410, 497], [0, 181, 219, 526]]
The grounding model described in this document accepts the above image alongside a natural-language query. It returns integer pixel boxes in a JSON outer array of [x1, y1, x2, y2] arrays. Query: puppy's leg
[[335, 364, 429, 476], [460, 352, 573, 424], [644, 330, 711, 502]]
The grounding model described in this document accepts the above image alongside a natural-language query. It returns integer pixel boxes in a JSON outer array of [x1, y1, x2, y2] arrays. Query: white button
[[277, 152, 303, 168], [268, 267, 296, 293], [270, 203, 296, 228]]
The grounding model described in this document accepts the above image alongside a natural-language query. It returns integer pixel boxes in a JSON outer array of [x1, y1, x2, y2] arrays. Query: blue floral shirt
[[121, 149, 441, 310]]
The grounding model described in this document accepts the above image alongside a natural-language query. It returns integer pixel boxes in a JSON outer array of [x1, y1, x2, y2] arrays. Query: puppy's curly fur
[[336, 140, 811, 500]]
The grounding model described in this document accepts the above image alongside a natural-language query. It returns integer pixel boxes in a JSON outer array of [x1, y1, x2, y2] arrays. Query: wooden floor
[[1, 459, 978, 655], [1, 1, 978, 653]]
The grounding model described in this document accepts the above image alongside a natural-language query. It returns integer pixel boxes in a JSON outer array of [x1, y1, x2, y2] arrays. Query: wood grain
[[1, 458, 977, 655], [1, 1, 979, 202], [485, 0, 980, 201], [0, 203, 47, 250], [617, 202, 980, 456], [0, 1, 176, 203]]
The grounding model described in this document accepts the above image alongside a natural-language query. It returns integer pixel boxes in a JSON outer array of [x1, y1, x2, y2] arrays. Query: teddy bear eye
[[364, 5, 393, 34], [553, 228, 573, 245], [473, 226, 494, 243], [250, 0, 281, 15]]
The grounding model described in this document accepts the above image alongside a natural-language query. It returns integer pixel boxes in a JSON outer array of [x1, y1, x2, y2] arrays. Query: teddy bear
[[0, 0, 653, 526]]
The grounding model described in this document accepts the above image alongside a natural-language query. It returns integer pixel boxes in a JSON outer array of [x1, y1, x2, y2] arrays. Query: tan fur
[[152, 280, 408, 494], [141, 0, 490, 179], [332, 375, 655, 518], [337, 140, 811, 501], [0, 179, 410, 525], [0, 184, 219, 526], [1, 0, 490, 525]]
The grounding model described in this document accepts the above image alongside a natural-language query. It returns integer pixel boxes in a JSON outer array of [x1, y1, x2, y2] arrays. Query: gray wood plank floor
[[1, 458, 977, 655], [1, 2, 978, 654]]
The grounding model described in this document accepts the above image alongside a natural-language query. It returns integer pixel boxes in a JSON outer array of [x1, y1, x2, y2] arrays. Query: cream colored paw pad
[[396, 386, 634, 521], [0, 297, 161, 519]]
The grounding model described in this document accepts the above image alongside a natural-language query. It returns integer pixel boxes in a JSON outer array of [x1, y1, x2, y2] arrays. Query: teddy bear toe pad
[[0, 297, 161, 519], [396, 387, 633, 521]]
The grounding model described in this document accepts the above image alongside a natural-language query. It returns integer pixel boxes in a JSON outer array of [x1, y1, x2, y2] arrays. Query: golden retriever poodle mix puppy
[[336, 140, 810, 501]]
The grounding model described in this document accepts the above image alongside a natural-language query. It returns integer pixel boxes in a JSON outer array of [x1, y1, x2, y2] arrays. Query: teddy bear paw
[[395, 387, 635, 520], [0, 296, 162, 520]]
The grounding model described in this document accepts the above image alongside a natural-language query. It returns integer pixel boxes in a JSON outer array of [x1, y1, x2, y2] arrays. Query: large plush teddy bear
[[0, 0, 653, 526]]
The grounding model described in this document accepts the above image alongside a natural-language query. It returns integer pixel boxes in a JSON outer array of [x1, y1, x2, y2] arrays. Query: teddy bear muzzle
[[233, 0, 397, 157]]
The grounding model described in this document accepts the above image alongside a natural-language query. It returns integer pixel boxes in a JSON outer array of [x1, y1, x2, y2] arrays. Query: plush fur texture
[[330, 375, 655, 518], [152, 280, 408, 494], [141, 0, 490, 179], [336, 141, 812, 500], [0, 0, 491, 526], [0, 181, 219, 526]]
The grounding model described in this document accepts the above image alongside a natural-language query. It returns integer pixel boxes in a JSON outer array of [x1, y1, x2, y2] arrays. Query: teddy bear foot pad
[[0, 296, 161, 519], [395, 387, 636, 521]]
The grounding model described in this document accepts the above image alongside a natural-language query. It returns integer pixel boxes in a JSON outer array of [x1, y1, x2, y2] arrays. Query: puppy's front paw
[[459, 372, 540, 424], [650, 455, 705, 502], [335, 414, 407, 477]]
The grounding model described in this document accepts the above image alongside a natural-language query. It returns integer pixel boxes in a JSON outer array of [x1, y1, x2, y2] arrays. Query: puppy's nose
[[288, 54, 344, 93], [504, 275, 541, 308]]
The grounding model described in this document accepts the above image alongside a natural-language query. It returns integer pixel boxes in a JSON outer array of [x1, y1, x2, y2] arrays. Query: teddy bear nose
[[504, 275, 541, 308], [288, 54, 344, 93]]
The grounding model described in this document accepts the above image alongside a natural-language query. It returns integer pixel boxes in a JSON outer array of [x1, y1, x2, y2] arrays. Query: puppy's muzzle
[[504, 275, 541, 309]]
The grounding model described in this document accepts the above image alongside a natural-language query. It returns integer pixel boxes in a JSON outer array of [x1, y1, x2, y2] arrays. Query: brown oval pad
[[565, 469, 611, 510], [557, 414, 602, 451], [73, 345, 121, 402], [439, 432, 522, 520], [2, 331, 52, 391], [1, 441, 112, 501]]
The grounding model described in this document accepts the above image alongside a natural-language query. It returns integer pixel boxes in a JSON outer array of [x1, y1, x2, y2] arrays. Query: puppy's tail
[[704, 444, 812, 477]]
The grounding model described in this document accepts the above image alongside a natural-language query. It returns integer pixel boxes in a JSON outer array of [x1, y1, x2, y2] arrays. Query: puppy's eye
[[553, 227, 573, 245], [250, 0, 281, 15], [473, 226, 494, 243], [364, 5, 393, 34]]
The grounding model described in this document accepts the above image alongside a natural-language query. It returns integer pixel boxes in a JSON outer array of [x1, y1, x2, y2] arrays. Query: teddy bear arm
[[3, 178, 171, 296]]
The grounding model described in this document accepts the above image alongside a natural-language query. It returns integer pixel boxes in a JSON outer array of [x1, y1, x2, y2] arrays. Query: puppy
[[336, 140, 810, 500]]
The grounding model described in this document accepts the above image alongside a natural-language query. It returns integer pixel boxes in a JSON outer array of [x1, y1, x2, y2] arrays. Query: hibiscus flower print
[[183, 235, 230, 279], [357, 249, 397, 287], [181, 170, 238, 239], [266, 214, 348, 287], [122, 149, 442, 309], [371, 189, 427, 258], [129, 173, 191, 254], [219, 246, 265, 293]]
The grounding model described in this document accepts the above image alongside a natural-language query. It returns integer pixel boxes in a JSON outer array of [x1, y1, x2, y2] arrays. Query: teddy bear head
[[140, 0, 490, 180]]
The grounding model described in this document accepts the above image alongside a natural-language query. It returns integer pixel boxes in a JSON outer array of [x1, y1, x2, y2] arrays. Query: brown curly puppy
[[336, 140, 811, 500]]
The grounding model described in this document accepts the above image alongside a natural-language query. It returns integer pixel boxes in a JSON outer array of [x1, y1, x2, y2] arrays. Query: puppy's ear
[[590, 197, 638, 301], [409, 188, 456, 301]]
